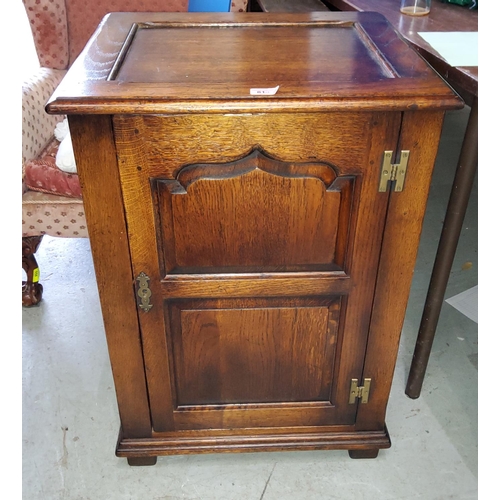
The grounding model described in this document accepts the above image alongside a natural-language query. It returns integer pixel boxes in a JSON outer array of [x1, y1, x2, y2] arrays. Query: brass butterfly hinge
[[348, 378, 372, 404], [136, 272, 153, 312], [378, 150, 410, 192]]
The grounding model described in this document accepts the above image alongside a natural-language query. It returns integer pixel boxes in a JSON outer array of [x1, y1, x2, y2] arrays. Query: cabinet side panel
[[356, 110, 446, 430], [68, 114, 152, 438]]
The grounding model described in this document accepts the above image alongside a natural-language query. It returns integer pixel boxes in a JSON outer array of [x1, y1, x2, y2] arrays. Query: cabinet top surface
[[46, 12, 462, 114]]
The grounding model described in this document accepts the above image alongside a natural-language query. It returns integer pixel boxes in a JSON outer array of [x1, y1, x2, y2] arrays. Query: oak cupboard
[[46, 11, 462, 465]]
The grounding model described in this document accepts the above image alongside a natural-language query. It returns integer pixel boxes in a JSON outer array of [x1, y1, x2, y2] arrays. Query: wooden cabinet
[[47, 11, 462, 465]]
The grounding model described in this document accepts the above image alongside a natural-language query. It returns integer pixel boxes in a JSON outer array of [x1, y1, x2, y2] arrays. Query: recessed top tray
[[46, 12, 462, 114]]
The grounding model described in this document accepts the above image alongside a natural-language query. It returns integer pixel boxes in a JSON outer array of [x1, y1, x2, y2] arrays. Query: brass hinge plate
[[349, 378, 371, 404], [379, 150, 410, 192]]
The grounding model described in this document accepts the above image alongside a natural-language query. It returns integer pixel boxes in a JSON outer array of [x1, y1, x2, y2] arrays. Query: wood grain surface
[[46, 11, 462, 115], [48, 12, 459, 462]]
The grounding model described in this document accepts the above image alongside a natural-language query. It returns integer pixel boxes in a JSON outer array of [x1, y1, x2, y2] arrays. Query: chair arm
[[22, 67, 66, 166]]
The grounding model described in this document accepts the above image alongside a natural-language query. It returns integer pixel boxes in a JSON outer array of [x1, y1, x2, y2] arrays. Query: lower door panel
[[165, 297, 348, 430]]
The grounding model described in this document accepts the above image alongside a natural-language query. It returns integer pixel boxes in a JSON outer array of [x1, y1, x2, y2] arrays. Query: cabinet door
[[114, 111, 400, 433]]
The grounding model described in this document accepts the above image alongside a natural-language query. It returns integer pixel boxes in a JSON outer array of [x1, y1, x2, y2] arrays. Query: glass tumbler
[[400, 0, 431, 16]]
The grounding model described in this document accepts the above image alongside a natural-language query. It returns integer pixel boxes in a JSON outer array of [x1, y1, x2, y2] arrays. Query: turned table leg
[[406, 98, 478, 399], [22, 235, 44, 307]]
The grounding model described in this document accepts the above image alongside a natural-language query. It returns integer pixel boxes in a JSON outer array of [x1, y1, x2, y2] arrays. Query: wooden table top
[[326, 0, 478, 100], [46, 11, 461, 116]]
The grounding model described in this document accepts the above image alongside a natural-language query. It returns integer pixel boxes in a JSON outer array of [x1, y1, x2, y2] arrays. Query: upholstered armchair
[[21, 0, 249, 306]]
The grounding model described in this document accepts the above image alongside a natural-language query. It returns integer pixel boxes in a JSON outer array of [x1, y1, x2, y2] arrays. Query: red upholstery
[[23, 0, 70, 70], [23, 0, 189, 70], [24, 139, 82, 198], [66, 1, 189, 65]]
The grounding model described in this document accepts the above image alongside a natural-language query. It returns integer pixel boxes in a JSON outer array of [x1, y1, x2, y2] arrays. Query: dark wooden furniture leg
[[127, 457, 157, 466], [348, 449, 379, 459], [22, 235, 44, 307], [406, 97, 478, 399]]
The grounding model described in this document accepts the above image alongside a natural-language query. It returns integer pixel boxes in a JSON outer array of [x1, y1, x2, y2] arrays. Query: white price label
[[250, 85, 280, 96]]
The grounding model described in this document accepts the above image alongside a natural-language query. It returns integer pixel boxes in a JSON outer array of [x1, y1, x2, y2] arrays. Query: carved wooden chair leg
[[22, 236, 44, 307]]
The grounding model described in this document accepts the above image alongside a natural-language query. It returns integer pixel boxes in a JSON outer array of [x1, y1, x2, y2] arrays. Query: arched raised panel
[[152, 148, 355, 275]]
